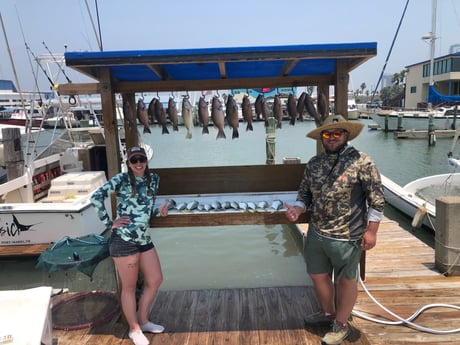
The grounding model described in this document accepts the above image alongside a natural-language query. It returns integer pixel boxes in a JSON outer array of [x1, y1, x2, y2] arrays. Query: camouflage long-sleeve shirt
[[294, 145, 384, 240], [90, 172, 159, 245]]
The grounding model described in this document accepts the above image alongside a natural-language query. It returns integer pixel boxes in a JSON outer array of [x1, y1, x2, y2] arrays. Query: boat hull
[[370, 112, 458, 131], [381, 173, 460, 231], [0, 199, 110, 246]]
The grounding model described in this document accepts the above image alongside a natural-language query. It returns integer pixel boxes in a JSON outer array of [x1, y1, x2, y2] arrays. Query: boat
[[370, 106, 459, 131], [382, 172, 460, 231], [382, 126, 460, 231], [347, 93, 360, 120], [0, 126, 112, 246], [0, 106, 45, 127]]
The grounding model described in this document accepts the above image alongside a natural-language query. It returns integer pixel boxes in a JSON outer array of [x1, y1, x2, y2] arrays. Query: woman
[[91, 146, 167, 345]]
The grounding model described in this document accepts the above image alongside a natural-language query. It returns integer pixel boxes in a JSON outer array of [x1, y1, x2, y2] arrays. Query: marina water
[[0, 119, 447, 292]]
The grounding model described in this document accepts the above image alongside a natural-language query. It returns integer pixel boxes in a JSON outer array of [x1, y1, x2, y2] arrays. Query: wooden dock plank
[[49, 216, 460, 345]]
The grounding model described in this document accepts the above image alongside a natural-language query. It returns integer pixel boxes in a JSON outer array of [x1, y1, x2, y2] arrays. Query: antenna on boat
[[84, 0, 103, 51], [370, 0, 410, 102]]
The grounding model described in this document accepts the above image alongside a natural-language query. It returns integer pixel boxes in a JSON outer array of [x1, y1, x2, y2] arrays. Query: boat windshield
[[35, 128, 104, 160]]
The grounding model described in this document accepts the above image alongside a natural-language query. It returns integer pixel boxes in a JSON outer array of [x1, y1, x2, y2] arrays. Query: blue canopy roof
[[63, 42, 376, 93]]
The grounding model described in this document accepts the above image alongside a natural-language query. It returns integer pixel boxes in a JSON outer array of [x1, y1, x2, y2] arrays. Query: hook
[[156, 91, 160, 100]]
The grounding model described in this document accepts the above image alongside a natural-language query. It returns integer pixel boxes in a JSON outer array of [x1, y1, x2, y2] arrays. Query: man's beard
[[325, 142, 347, 154]]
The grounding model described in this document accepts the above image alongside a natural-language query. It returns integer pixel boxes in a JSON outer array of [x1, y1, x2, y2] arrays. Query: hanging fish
[[226, 94, 239, 139], [166, 97, 179, 131], [122, 100, 136, 131], [297, 92, 307, 122], [241, 94, 253, 131], [136, 99, 151, 134], [287, 94, 297, 126], [211, 96, 226, 139], [305, 93, 321, 126], [317, 91, 328, 119], [154, 98, 169, 134], [198, 96, 210, 134], [254, 94, 264, 120], [148, 98, 157, 125], [273, 94, 283, 129], [182, 96, 193, 139], [261, 97, 270, 127]]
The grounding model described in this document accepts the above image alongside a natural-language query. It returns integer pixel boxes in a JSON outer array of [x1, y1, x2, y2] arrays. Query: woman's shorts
[[109, 231, 154, 257]]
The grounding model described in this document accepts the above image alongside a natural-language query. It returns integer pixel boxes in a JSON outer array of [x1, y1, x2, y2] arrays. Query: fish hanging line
[[371, 0, 410, 102]]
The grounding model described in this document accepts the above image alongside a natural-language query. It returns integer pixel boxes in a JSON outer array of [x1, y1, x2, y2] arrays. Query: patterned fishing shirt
[[294, 145, 384, 240], [91, 172, 160, 245]]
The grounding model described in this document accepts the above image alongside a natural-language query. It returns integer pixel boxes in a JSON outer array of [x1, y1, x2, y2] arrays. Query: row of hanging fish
[[163, 198, 286, 214], [122, 91, 329, 140]]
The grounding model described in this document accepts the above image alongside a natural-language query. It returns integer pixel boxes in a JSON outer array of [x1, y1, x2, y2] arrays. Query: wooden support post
[[428, 114, 436, 146], [265, 117, 275, 164], [435, 196, 460, 275]]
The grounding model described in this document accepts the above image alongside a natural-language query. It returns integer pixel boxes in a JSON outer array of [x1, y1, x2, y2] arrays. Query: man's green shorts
[[305, 227, 362, 281]]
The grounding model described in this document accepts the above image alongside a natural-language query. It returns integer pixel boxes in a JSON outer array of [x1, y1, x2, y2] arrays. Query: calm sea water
[[1, 118, 449, 292]]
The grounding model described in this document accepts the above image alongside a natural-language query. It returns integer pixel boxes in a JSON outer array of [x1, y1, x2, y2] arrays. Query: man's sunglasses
[[129, 156, 147, 164], [321, 130, 346, 140]]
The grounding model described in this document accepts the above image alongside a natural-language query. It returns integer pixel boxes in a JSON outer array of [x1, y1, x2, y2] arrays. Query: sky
[[0, 0, 459, 94]]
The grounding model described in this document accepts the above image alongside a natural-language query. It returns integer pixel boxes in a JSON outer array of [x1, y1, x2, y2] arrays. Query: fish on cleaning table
[[176, 202, 187, 211], [267, 199, 283, 212], [186, 200, 199, 210]]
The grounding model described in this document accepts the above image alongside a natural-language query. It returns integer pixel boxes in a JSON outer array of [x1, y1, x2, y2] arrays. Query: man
[[285, 114, 384, 345]]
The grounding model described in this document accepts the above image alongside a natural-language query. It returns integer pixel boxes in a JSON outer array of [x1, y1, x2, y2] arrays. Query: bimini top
[[63, 42, 376, 92]]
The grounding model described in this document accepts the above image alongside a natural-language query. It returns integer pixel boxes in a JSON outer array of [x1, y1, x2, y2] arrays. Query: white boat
[[370, 106, 459, 131], [347, 93, 360, 120], [0, 127, 112, 246], [382, 128, 460, 231], [382, 173, 460, 232]]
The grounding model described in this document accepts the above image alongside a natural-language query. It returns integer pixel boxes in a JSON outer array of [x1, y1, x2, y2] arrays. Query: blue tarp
[[428, 85, 460, 104]]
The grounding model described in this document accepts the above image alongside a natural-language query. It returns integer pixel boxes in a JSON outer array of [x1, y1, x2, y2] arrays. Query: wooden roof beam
[[146, 64, 171, 80]]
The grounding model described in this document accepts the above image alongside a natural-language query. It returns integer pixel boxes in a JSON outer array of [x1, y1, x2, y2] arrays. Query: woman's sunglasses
[[321, 130, 346, 140], [129, 156, 147, 164]]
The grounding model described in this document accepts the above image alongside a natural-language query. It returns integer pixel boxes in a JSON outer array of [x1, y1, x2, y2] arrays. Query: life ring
[[68, 95, 77, 105]]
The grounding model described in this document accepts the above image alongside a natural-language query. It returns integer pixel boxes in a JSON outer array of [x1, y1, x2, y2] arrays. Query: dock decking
[[50, 217, 460, 345]]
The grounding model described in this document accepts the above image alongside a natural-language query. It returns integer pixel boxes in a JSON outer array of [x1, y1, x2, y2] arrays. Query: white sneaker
[[140, 321, 165, 333], [128, 330, 149, 345]]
